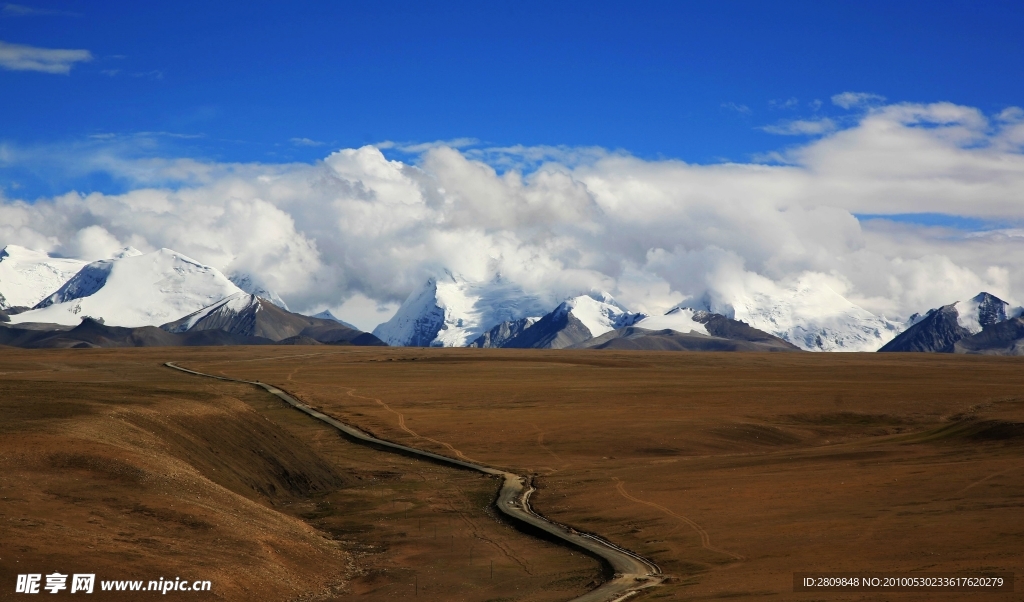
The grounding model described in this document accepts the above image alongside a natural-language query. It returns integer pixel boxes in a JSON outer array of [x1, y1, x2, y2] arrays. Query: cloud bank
[[2, 100, 1024, 330], [0, 40, 91, 74]]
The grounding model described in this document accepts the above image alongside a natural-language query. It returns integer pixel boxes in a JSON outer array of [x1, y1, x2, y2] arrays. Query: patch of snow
[[953, 292, 1008, 334], [635, 306, 710, 336], [954, 299, 983, 333], [0, 245, 88, 309], [9, 248, 243, 327]]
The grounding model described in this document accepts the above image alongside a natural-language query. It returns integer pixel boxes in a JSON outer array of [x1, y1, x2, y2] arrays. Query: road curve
[[165, 362, 663, 602]]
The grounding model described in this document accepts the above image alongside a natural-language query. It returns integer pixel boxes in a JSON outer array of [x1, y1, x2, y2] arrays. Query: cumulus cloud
[[832, 91, 886, 109], [3, 100, 1024, 328], [0, 40, 91, 74]]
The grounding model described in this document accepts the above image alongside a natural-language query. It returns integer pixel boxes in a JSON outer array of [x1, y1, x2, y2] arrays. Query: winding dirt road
[[166, 362, 663, 602]]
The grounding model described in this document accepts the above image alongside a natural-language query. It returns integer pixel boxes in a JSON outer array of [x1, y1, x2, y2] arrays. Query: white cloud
[[997, 106, 1024, 123], [376, 137, 479, 153], [832, 91, 886, 109], [0, 40, 91, 74], [760, 118, 836, 136], [721, 102, 751, 114], [290, 137, 324, 147], [2, 4, 78, 17], [769, 97, 799, 110], [3, 100, 1024, 325], [324, 292, 401, 332]]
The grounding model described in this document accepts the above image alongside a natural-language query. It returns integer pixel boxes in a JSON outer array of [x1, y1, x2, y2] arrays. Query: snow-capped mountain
[[634, 306, 710, 336], [558, 293, 647, 337], [481, 292, 646, 349], [880, 292, 1019, 353], [0, 245, 88, 309], [163, 292, 383, 345], [229, 273, 289, 310], [692, 278, 902, 352], [310, 309, 358, 330], [372, 271, 551, 347], [9, 249, 243, 327]]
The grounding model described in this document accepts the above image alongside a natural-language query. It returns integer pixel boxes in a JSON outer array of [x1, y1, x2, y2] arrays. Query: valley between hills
[[3, 347, 1023, 600]]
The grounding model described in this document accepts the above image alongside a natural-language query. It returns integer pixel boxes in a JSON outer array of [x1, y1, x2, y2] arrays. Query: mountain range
[[379, 272, 901, 352], [3, 244, 1024, 354], [0, 245, 383, 349]]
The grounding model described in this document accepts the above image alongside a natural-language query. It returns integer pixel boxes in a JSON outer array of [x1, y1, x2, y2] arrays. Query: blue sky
[[3, 0, 1023, 186], [2, 1, 1024, 326]]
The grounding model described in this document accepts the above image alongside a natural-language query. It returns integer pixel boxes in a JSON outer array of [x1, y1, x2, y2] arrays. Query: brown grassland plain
[[1, 347, 1023, 601]]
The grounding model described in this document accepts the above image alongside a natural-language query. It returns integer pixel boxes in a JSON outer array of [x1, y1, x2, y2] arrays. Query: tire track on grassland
[[527, 422, 571, 471], [612, 477, 745, 562], [343, 388, 479, 464], [955, 464, 1022, 495], [446, 484, 534, 575]]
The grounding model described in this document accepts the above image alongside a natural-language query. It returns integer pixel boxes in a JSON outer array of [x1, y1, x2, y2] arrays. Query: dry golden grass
[[0, 349, 594, 601], [185, 347, 1024, 601], [3, 346, 1024, 601]]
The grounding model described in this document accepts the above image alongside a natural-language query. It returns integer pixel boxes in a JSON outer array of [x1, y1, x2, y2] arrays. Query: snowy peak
[[229, 273, 288, 310], [555, 292, 646, 338], [953, 292, 1009, 334], [0, 245, 88, 309], [9, 248, 243, 327], [310, 310, 358, 330], [372, 272, 550, 347], [112, 247, 143, 259]]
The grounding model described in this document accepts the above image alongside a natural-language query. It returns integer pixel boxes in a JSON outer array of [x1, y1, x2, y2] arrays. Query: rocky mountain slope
[[879, 293, 1017, 353], [163, 292, 383, 345]]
